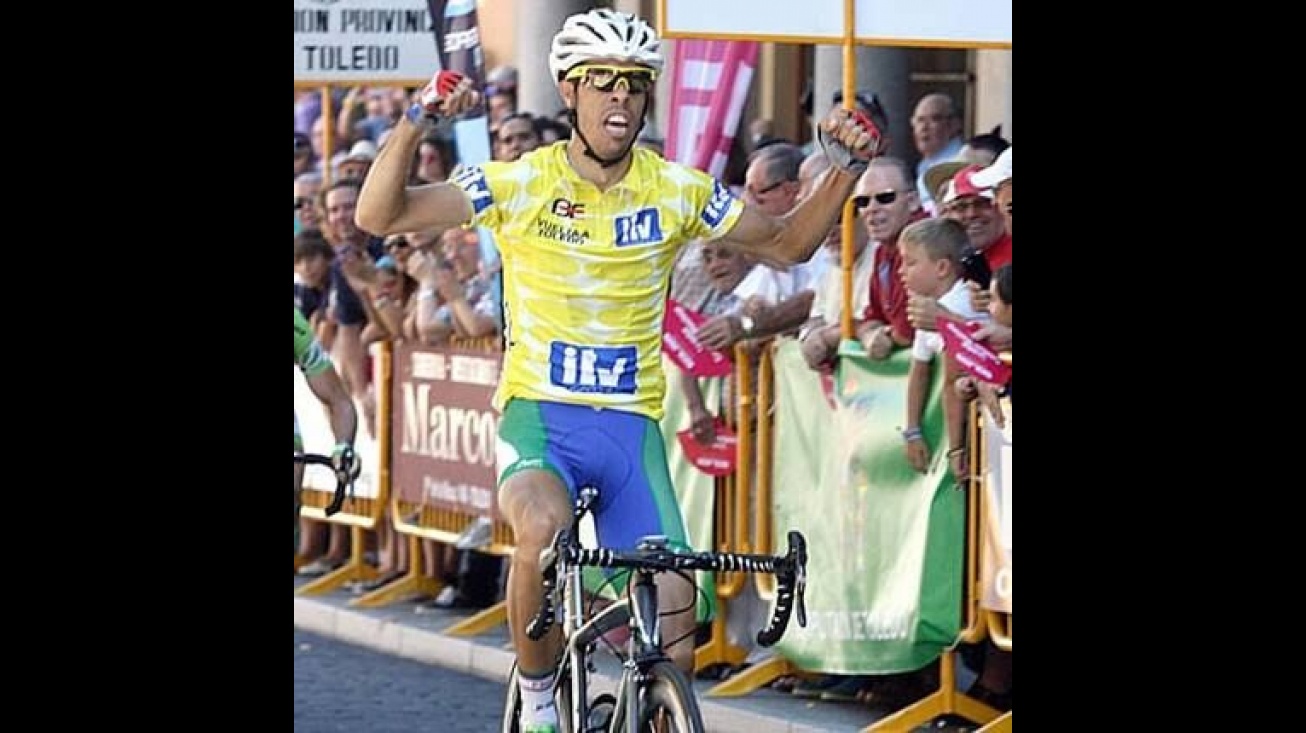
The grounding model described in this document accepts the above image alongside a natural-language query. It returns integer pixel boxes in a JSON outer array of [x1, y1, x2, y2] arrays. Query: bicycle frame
[[530, 485, 805, 733], [610, 565, 670, 733], [554, 542, 667, 733]]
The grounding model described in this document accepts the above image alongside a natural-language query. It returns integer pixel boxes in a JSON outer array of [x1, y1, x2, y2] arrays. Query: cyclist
[[355, 9, 879, 730], [294, 305, 359, 528]]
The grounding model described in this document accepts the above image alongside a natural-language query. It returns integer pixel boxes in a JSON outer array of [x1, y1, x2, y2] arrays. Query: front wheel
[[502, 661, 574, 733], [612, 661, 706, 733]]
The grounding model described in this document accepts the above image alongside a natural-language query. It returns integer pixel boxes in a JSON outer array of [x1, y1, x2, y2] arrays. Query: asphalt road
[[295, 627, 508, 732]]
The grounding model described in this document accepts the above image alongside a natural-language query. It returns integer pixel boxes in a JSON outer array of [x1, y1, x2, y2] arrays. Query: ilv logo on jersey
[[451, 166, 492, 214], [613, 208, 663, 247], [702, 180, 735, 229], [549, 341, 638, 394]]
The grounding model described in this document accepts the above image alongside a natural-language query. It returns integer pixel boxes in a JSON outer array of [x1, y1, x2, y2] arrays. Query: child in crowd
[[896, 218, 989, 473]]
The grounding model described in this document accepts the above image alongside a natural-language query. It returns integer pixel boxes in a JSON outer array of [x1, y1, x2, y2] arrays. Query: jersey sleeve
[[680, 168, 744, 243], [911, 330, 939, 362], [294, 307, 332, 377], [448, 161, 515, 232]]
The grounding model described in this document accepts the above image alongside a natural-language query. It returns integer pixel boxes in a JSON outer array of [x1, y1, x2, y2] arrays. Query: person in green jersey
[[294, 306, 359, 527]]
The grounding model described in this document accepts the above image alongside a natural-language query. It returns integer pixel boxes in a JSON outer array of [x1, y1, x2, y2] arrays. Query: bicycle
[[293, 452, 358, 517], [502, 487, 808, 733]]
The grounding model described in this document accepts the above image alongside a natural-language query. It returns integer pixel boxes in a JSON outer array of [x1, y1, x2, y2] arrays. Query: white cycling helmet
[[548, 9, 664, 81]]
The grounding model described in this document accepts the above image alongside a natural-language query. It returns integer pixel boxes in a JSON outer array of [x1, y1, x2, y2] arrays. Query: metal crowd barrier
[[296, 341, 393, 596]]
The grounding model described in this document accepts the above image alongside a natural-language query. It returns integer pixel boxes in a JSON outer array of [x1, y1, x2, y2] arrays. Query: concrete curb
[[294, 596, 838, 732]]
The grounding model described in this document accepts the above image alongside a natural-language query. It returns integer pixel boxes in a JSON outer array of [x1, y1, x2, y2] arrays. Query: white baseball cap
[[941, 165, 996, 206], [970, 146, 1011, 189], [342, 140, 376, 163]]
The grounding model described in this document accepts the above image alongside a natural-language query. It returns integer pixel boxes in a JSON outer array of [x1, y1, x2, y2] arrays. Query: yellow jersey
[[450, 143, 744, 420]]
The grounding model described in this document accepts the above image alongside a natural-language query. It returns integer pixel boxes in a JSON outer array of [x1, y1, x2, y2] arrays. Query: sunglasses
[[294, 197, 310, 211], [564, 65, 657, 94], [851, 190, 903, 209], [385, 237, 410, 251]]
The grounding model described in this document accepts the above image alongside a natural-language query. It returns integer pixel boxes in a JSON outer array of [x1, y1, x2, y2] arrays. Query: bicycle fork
[[610, 570, 662, 733]]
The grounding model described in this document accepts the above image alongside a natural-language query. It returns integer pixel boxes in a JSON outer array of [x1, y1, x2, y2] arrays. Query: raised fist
[[407, 70, 481, 125], [818, 106, 885, 175], [820, 107, 887, 164]]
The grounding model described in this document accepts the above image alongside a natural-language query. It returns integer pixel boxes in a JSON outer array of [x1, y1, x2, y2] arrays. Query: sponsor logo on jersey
[[450, 166, 492, 214], [536, 219, 590, 245], [551, 198, 586, 219], [548, 342, 638, 394], [702, 180, 735, 229], [613, 208, 663, 247]]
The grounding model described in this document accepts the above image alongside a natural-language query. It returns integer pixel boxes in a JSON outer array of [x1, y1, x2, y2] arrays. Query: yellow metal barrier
[[754, 342, 777, 578], [977, 387, 1011, 653], [350, 532, 442, 609], [388, 500, 516, 635], [301, 333, 1012, 728], [707, 340, 801, 697], [865, 401, 1001, 732], [976, 388, 1012, 733], [695, 344, 751, 674], [985, 610, 1010, 652], [296, 341, 394, 595], [384, 336, 516, 634], [707, 341, 1011, 723]]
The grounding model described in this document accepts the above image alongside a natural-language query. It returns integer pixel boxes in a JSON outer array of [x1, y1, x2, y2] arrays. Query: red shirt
[[984, 233, 1012, 270], [862, 213, 928, 343]]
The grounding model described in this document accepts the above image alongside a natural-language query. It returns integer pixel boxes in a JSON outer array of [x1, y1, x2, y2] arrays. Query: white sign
[[857, 0, 1010, 46], [661, 0, 1011, 47], [662, 0, 844, 41], [294, 0, 440, 84]]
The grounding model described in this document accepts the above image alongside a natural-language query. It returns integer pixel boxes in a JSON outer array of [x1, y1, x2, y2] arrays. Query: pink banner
[[664, 39, 759, 177], [939, 318, 1012, 386], [677, 422, 739, 476], [662, 298, 733, 377]]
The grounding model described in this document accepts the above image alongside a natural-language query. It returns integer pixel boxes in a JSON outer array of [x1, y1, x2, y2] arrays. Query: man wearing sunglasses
[[355, 10, 881, 731], [847, 157, 928, 362]]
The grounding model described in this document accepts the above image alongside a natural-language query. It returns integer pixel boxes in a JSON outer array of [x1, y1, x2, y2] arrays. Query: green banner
[[770, 339, 964, 674], [659, 356, 719, 623]]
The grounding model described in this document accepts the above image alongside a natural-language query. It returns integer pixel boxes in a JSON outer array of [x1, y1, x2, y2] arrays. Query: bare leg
[[498, 469, 573, 677], [299, 517, 326, 558], [395, 526, 409, 573], [655, 569, 698, 674], [325, 523, 349, 563], [375, 516, 395, 573], [440, 543, 458, 580], [421, 539, 439, 579]]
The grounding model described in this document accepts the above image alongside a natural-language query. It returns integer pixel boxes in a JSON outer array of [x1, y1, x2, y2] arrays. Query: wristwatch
[[739, 314, 756, 337]]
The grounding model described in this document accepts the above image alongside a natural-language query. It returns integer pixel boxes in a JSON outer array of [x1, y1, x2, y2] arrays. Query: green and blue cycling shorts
[[496, 398, 689, 554]]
